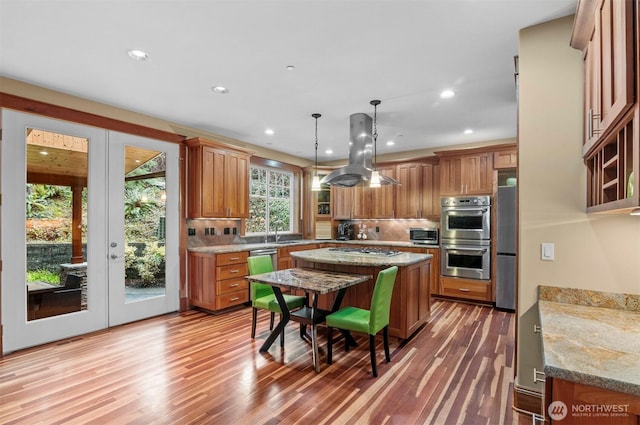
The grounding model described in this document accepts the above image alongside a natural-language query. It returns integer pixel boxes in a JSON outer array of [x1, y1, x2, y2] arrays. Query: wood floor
[[0, 299, 527, 425]]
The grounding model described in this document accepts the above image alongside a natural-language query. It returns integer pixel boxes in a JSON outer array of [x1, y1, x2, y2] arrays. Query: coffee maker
[[337, 222, 354, 240]]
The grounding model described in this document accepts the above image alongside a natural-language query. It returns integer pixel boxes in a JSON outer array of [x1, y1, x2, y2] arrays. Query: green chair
[[247, 255, 306, 345], [326, 266, 398, 377]]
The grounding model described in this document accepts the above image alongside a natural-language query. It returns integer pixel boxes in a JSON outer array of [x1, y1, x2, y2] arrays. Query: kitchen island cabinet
[[291, 248, 431, 339]]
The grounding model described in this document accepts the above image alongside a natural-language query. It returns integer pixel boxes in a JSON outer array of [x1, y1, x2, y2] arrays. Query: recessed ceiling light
[[127, 49, 149, 61], [286, 65, 296, 71], [211, 86, 229, 94], [464, 129, 474, 134], [440, 89, 455, 99], [325, 149, 333, 155], [264, 129, 275, 135], [39, 150, 48, 156], [386, 140, 395, 146]]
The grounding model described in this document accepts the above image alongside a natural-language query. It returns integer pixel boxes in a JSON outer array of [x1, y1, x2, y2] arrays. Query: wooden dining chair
[[247, 255, 306, 345], [325, 266, 398, 377]]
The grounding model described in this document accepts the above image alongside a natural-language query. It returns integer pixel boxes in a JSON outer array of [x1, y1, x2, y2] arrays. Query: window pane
[[247, 166, 293, 235]]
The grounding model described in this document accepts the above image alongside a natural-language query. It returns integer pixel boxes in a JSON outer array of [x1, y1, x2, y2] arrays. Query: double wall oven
[[440, 195, 491, 280]]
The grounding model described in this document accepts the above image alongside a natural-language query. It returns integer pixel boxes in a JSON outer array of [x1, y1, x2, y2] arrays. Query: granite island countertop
[[290, 247, 431, 267], [538, 297, 640, 396]]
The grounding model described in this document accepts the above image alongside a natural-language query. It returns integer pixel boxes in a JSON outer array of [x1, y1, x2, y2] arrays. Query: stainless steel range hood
[[320, 113, 400, 187]]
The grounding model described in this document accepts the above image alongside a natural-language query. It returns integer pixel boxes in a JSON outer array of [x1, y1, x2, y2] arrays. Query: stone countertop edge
[[290, 248, 431, 267], [538, 298, 640, 397], [188, 240, 440, 254]]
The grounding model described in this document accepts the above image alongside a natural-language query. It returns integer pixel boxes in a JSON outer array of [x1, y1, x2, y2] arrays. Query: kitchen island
[[291, 247, 432, 339]]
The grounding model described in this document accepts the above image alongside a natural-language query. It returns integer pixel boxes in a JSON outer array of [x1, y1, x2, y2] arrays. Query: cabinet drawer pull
[[230, 297, 240, 302], [458, 288, 470, 292], [230, 269, 240, 273], [533, 367, 546, 383], [229, 257, 240, 261], [230, 283, 240, 287]]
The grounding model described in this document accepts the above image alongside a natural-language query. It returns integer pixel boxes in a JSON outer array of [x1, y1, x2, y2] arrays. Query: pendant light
[[369, 99, 381, 188], [311, 113, 322, 191]]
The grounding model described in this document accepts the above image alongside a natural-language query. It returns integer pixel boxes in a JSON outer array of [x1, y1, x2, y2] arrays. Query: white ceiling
[[0, 0, 576, 163]]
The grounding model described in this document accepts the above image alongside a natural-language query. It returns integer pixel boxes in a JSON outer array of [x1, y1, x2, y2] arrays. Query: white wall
[[517, 15, 640, 391]]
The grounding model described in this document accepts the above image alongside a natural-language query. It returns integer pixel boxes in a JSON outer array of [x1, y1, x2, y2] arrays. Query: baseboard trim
[[513, 384, 542, 415]]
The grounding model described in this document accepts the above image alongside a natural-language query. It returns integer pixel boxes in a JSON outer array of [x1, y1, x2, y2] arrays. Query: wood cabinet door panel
[[202, 147, 226, 217], [216, 263, 249, 281], [332, 186, 354, 219], [217, 251, 248, 265], [439, 157, 463, 196], [370, 165, 396, 218], [395, 163, 422, 217]]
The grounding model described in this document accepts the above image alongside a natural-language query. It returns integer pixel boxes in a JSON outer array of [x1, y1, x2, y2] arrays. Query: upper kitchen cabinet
[[186, 137, 251, 218], [332, 185, 355, 220], [369, 165, 396, 218], [436, 148, 494, 196], [571, 0, 634, 156], [395, 160, 440, 219], [571, 0, 639, 213]]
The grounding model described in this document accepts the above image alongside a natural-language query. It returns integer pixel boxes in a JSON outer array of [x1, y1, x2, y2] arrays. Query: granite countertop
[[538, 297, 640, 396], [290, 247, 431, 267], [188, 239, 439, 254], [246, 268, 371, 294]]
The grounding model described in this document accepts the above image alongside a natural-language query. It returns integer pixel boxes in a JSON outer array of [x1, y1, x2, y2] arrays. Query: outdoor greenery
[[124, 244, 165, 286], [26, 269, 60, 284], [26, 152, 167, 286], [246, 166, 292, 234]]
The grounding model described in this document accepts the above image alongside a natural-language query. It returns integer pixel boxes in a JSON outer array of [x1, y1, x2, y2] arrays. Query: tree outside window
[[246, 166, 293, 234]]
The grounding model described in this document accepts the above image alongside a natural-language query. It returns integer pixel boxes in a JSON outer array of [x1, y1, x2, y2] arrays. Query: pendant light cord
[[370, 100, 380, 170], [312, 113, 321, 175]]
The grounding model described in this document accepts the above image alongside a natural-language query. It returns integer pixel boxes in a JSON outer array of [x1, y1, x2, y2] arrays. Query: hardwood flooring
[[0, 300, 525, 425]]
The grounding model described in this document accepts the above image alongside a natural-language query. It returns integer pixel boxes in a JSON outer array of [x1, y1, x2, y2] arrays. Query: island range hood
[[319, 113, 400, 187]]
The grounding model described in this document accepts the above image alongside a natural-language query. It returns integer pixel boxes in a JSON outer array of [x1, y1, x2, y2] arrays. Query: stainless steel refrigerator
[[496, 185, 517, 310]]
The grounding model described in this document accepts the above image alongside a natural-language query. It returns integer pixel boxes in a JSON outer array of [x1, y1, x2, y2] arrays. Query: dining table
[[245, 267, 371, 372]]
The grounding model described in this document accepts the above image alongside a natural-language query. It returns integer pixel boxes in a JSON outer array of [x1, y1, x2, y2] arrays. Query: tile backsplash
[[343, 219, 439, 242], [186, 219, 244, 247]]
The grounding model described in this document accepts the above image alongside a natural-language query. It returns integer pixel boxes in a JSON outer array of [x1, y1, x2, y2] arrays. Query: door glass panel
[[25, 129, 88, 321], [124, 146, 166, 303]]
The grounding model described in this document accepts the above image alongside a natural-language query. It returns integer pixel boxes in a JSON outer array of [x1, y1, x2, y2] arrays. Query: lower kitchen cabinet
[[188, 251, 249, 311], [542, 377, 640, 425], [439, 276, 492, 302]]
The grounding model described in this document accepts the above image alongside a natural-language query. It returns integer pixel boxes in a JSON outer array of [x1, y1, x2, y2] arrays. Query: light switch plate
[[541, 243, 554, 261]]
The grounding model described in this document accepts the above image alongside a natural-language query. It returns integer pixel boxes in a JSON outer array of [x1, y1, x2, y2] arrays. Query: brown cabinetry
[[572, 0, 638, 213], [277, 243, 318, 270], [493, 148, 517, 169], [395, 161, 440, 218], [437, 150, 493, 196], [439, 276, 492, 302], [188, 251, 249, 311], [186, 137, 251, 218], [573, 0, 634, 155], [399, 246, 440, 296], [369, 165, 396, 218]]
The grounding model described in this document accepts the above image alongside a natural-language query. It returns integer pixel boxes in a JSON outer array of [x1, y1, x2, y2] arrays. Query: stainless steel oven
[[441, 240, 491, 280], [441, 195, 491, 241]]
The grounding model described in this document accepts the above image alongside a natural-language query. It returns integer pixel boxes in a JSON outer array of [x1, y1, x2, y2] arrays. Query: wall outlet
[[204, 228, 210, 236], [233, 227, 237, 235], [188, 228, 196, 236], [210, 227, 215, 235], [224, 227, 230, 235], [375, 226, 380, 232]]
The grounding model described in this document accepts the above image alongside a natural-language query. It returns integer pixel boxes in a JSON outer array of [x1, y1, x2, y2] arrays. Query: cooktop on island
[[327, 247, 403, 256]]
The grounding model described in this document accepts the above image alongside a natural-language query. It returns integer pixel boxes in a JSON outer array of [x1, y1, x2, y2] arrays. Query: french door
[[1, 110, 179, 353]]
